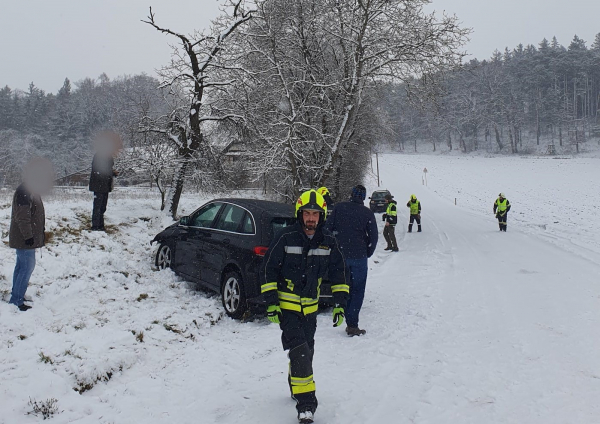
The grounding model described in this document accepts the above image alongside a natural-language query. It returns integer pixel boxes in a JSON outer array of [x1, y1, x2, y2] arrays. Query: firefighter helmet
[[317, 186, 330, 197], [296, 189, 327, 218], [410, 194, 417, 201]]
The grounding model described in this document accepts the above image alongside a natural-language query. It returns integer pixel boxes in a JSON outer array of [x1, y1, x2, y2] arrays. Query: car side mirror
[[179, 216, 189, 226]]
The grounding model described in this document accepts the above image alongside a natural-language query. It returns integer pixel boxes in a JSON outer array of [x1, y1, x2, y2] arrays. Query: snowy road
[[2, 155, 600, 423], [170, 155, 600, 424]]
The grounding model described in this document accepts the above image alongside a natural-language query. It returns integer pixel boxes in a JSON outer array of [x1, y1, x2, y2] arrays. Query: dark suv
[[151, 199, 296, 318], [369, 190, 391, 213]]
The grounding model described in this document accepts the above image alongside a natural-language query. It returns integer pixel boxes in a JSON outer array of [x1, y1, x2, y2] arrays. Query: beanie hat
[[351, 185, 367, 201]]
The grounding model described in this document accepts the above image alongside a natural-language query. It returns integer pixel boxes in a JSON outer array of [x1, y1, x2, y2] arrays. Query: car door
[[200, 203, 250, 288], [175, 202, 223, 281]]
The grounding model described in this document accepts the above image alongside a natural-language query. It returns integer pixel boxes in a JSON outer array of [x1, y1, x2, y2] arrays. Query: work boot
[[18, 304, 32, 312], [298, 411, 314, 423], [418, 225, 422, 232], [384, 246, 392, 251], [346, 326, 367, 336], [408, 224, 412, 233], [392, 248, 399, 252]]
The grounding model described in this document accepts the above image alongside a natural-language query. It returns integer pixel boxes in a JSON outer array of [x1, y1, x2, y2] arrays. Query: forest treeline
[[1, 0, 598, 216], [377, 34, 600, 153]]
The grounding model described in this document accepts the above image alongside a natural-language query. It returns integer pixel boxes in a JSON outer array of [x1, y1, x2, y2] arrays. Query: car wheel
[[221, 270, 247, 319], [155, 243, 172, 269]]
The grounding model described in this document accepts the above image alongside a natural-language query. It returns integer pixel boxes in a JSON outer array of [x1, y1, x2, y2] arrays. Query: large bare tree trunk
[[493, 124, 503, 151]]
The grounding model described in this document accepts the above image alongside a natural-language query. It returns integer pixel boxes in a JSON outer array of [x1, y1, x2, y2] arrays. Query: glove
[[382, 214, 387, 222], [332, 305, 345, 327], [25, 237, 34, 246], [266, 304, 282, 324], [417, 214, 421, 220]]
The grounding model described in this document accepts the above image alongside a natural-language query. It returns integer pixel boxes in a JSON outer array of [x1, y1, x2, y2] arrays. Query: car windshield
[[372, 192, 388, 200]]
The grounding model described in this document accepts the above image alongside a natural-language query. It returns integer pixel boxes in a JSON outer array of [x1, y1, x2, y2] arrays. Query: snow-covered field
[[1, 154, 599, 424]]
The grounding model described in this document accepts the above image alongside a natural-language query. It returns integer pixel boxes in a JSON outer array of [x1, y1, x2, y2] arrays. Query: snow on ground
[[1, 154, 600, 424]]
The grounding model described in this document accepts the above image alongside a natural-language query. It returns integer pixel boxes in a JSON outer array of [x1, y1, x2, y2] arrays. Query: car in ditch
[[369, 189, 391, 213], [151, 198, 300, 318]]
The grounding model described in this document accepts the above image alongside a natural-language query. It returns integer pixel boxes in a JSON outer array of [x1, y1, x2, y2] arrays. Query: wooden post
[[376, 153, 380, 187]]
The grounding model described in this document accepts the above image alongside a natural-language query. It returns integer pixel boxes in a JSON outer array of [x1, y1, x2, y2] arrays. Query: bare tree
[[224, 0, 468, 199], [142, 1, 253, 218]]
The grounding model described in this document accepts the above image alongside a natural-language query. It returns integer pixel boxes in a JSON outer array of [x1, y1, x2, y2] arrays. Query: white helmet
[[499, 192, 506, 198]]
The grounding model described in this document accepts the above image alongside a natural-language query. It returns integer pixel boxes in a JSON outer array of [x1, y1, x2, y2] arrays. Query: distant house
[[223, 139, 252, 168], [55, 169, 90, 187]]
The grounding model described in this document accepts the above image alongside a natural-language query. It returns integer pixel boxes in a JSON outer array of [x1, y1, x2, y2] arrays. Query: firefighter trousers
[[408, 214, 421, 232], [280, 310, 318, 414], [497, 212, 508, 231]]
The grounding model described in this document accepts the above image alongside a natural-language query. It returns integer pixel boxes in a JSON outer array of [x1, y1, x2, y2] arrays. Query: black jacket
[[261, 223, 349, 311], [89, 154, 115, 193], [324, 198, 378, 260]]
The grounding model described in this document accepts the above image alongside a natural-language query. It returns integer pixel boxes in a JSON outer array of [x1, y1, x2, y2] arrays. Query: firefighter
[[493, 193, 511, 232], [382, 194, 398, 252], [317, 186, 334, 216], [406, 194, 422, 233], [261, 189, 349, 424]]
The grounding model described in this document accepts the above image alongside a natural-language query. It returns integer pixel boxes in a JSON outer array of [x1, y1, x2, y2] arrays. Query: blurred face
[[23, 158, 54, 195], [302, 209, 320, 234]]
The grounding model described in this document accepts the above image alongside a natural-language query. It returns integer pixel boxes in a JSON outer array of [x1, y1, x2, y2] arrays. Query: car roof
[[372, 190, 390, 194], [212, 198, 295, 217]]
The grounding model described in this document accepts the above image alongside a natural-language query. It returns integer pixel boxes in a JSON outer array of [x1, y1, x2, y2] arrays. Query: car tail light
[[253, 246, 269, 257]]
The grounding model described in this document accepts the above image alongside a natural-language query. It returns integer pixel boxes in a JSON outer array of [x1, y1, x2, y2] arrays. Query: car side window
[[241, 212, 255, 234], [189, 202, 222, 228], [215, 204, 247, 233]]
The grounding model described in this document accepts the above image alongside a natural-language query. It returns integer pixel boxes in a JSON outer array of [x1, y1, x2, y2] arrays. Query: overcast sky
[[1, 0, 599, 92]]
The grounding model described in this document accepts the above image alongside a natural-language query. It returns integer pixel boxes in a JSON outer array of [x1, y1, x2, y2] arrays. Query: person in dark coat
[[261, 190, 348, 424], [89, 132, 121, 231], [324, 184, 378, 336], [8, 158, 54, 311]]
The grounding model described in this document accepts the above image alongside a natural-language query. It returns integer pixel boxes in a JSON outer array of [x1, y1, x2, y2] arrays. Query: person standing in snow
[[261, 189, 349, 424], [382, 193, 398, 252], [324, 184, 378, 336], [493, 193, 511, 232], [317, 186, 334, 216], [406, 194, 422, 233], [8, 158, 54, 311], [89, 131, 121, 231]]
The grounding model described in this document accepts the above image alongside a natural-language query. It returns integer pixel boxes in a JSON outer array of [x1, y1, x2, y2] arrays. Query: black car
[[151, 199, 296, 318], [369, 190, 391, 213]]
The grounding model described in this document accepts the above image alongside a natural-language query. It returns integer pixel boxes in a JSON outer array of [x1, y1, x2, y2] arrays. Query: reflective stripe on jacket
[[260, 222, 349, 314]]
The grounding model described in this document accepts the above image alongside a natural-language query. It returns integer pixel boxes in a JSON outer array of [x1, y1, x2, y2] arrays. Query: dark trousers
[[497, 212, 508, 231], [408, 214, 422, 232], [280, 311, 318, 414], [383, 225, 397, 249], [346, 258, 368, 328], [92, 192, 109, 229]]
